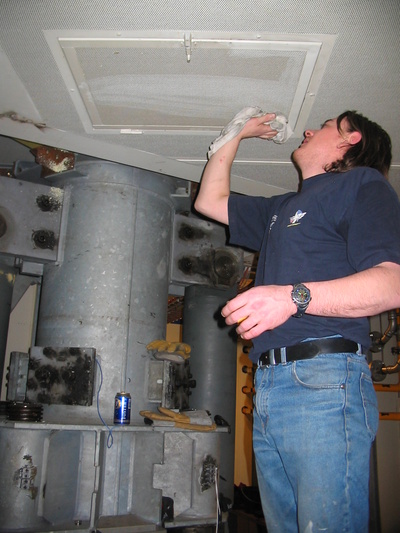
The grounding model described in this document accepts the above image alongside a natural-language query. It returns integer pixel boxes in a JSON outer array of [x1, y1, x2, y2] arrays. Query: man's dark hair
[[325, 110, 392, 177]]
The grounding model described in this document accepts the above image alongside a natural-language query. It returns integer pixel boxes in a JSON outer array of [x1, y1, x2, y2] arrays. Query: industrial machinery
[[0, 155, 242, 532]]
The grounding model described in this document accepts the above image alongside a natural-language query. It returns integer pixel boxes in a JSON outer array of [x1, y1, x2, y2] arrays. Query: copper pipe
[[379, 412, 400, 421], [373, 309, 400, 419], [371, 309, 398, 351], [374, 373, 400, 392]]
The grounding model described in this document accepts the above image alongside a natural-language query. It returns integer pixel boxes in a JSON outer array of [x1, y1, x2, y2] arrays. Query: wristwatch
[[291, 283, 311, 318]]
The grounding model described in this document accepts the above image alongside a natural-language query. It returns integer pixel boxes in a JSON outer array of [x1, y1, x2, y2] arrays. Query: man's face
[[292, 117, 350, 177]]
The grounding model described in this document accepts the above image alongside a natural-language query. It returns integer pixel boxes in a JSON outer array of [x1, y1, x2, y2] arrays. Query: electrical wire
[[215, 466, 220, 532], [95, 358, 114, 448], [239, 484, 261, 504]]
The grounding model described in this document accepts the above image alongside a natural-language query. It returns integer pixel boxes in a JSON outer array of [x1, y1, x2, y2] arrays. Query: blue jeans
[[253, 352, 379, 533]]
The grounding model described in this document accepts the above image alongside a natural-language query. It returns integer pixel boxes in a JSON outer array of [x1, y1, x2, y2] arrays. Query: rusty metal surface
[[32, 146, 75, 176], [26, 346, 95, 406]]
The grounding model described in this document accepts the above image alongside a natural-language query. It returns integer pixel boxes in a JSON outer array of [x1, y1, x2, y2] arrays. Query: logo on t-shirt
[[288, 209, 307, 227], [269, 214, 278, 232]]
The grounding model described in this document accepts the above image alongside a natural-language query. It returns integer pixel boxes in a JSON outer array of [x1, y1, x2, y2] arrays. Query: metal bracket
[[184, 32, 192, 62]]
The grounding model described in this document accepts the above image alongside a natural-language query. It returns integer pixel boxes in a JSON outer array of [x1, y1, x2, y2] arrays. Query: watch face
[[295, 286, 309, 303], [292, 284, 311, 317]]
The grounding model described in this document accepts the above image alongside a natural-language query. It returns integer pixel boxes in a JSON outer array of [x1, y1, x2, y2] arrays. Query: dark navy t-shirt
[[228, 167, 400, 363]]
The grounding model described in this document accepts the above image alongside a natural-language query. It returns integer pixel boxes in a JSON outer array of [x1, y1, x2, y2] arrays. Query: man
[[194, 111, 400, 532]]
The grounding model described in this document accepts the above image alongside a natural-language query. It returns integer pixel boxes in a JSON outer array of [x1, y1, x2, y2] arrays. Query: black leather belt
[[258, 338, 360, 366]]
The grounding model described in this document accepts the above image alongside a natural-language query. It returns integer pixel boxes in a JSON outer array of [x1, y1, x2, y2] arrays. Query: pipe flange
[[7, 401, 43, 422], [370, 360, 387, 382]]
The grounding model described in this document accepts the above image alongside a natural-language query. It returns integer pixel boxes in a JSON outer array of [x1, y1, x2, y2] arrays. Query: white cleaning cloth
[[207, 106, 293, 159]]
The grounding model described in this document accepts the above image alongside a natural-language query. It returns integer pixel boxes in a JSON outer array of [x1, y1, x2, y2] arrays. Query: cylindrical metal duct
[[182, 284, 237, 503], [36, 160, 178, 423]]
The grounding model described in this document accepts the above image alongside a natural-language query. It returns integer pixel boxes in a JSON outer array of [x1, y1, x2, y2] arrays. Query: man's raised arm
[[194, 113, 278, 225]]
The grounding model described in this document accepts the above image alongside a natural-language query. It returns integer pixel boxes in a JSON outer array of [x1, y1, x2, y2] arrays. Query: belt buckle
[[268, 347, 287, 365], [259, 346, 288, 367], [271, 347, 287, 365], [258, 351, 275, 367]]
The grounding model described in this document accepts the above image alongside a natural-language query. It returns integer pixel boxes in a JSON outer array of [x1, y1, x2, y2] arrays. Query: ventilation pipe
[[182, 284, 237, 503]]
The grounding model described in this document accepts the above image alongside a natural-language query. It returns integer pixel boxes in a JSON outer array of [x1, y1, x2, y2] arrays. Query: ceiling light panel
[[45, 31, 336, 136]]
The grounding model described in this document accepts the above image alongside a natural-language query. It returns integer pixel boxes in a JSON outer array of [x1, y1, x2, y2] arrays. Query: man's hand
[[194, 112, 279, 225], [223, 263, 400, 341], [221, 285, 296, 340], [238, 113, 279, 141]]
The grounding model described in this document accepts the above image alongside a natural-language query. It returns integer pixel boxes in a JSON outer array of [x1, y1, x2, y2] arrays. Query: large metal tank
[[35, 159, 181, 423]]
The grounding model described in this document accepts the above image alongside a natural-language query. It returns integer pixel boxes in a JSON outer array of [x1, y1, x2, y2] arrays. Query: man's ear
[[347, 131, 362, 145], [338, 130, 362, 149]]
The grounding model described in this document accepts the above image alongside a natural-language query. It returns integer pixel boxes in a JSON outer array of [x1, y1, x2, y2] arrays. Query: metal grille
[[50, 31, 331, 136], [72, 45, 305, 130]]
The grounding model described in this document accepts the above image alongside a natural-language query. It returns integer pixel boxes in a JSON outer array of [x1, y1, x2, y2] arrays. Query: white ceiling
[[0, 0, 399, 198]]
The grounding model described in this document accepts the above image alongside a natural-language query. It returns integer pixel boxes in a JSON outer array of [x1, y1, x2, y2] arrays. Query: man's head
[[326, 111, 392, 177], [292, 110, 392, 179]]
